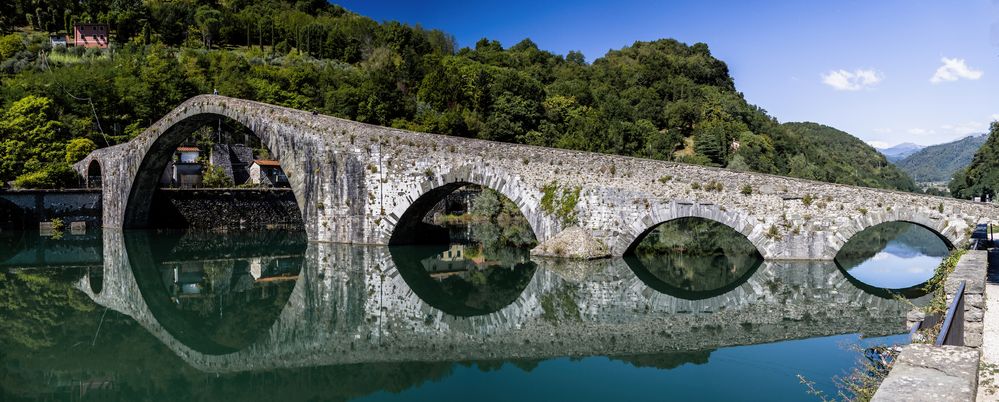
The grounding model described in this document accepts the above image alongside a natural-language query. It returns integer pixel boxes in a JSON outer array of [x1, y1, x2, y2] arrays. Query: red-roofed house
[[249, 160, 289, 187], [74, 24, 109, 48]]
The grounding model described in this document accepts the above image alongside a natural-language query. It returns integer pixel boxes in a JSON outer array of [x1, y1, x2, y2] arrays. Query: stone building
[[209, 144, 254, 185]]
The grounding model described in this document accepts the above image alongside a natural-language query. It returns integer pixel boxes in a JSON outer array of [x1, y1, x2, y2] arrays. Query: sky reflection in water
[[835, 222, 950, 289]]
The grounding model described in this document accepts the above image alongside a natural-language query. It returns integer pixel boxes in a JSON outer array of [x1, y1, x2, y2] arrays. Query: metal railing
[[935, 280, 966, 346]]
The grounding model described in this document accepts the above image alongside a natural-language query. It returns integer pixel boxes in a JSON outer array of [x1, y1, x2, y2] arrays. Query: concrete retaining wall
[[0, 189, 102, 230]]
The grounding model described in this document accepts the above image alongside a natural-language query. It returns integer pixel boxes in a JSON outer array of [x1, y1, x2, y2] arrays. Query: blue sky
[[337, 0, 999, 147]]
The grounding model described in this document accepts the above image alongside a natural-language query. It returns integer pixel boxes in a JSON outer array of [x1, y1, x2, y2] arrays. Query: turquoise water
[[356, 334, 909, 402], [0, 219, 931, 401]]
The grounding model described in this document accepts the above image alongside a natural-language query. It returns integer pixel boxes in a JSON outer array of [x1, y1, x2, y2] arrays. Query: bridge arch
[[86, 159, 102, 189], [121, 108, 309, 231], [611, 202, 767, 258], [382, 165, 550, 245], [828, 208, 964, 258]]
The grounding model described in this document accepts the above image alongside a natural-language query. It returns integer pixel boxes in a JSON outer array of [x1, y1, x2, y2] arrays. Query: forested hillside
[[0, 0, 916, 192], [949, 123, 999, 200], [779, 123, 916, 191], [895, 134, 986, 183]]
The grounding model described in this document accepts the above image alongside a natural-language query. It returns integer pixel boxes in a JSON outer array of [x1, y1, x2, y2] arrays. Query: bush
[[0, 33, 24, 60], [13, 163, 81, 189], [740, 184, 753, 195], [201, 165, 234, 188], [65, 138, 98, 163]]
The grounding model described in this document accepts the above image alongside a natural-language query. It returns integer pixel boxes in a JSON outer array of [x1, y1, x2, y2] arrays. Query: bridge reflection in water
[[66, 229, 917, 375]]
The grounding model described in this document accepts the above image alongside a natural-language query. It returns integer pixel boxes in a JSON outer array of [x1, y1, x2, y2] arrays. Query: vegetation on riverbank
[[1, 1, 918, 191]]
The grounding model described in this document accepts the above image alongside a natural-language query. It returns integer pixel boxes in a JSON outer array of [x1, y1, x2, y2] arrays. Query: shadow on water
[[625, 217, 764, 299], [123, 230, 306, 355], [834, 221, 950, 297]]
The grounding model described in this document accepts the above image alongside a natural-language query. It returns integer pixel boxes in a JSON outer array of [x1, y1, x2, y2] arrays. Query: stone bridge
[[75, 95, 999, 259], [77, 231, 914, 373]]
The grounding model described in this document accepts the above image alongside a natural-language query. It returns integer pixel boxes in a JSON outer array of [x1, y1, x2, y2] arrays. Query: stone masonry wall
[[76, 95, 999, 259], [148, 188, 302, 230]]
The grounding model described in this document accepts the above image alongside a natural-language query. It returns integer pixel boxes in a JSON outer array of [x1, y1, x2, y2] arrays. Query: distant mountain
[[781, 122, 917, 191], [895, 134, 987, 182], [877, 143, 925, 162]]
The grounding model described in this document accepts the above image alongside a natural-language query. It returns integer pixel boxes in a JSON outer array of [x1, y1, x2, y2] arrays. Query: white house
[[249, 160, 289, 187]]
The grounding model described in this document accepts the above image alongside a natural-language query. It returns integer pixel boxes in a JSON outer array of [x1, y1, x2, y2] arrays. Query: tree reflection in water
[[625, 217, 763, 298], [127, 230, 305, 353], [391, 186, 539, 316]]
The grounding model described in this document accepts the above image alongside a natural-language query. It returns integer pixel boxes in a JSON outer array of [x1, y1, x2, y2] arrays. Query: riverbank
[[873, 250, 989, 401]]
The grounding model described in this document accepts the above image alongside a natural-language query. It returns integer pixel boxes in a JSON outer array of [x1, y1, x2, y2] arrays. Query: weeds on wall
[[540, 181, 581, 226]]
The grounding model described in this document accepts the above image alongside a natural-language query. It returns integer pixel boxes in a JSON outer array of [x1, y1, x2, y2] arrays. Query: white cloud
[[930, 58, 983, 83], [821, 69, 883, 91], [867, 140, 891, 148], [941, 120, 989, 135], [907, 128, 935, 135], [991, 114, 999, 121]]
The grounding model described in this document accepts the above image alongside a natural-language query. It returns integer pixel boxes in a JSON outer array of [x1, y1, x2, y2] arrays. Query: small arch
[[615, 203, 764, 257], [88, 266, 103, 294], [622, 216, 764, 299], [86, 159, 102, 189], [386, 176, 542, 246], [388, 245, 538, 317], [835, 220, 950, 293], [841, 217, 956, 251]]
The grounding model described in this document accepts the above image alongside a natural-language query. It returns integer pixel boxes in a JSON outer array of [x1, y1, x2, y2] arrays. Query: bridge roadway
[[75, 230, 915, 373], [75, 96, 999, 259]]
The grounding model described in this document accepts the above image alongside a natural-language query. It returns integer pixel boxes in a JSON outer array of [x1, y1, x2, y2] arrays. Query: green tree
[[949, 122, 999, 200], [13, 163, 80, 189], [195, 6, 222, 49], [201, 165, 234, 188], [64, 138, 97, 163], [0, 96, 67, 182]]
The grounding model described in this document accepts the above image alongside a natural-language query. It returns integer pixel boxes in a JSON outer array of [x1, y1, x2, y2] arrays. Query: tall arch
[[121, 111, 309, 231]]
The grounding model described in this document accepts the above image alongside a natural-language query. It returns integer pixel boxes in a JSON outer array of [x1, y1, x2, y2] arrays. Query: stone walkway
[[978, 250, 999, 401]]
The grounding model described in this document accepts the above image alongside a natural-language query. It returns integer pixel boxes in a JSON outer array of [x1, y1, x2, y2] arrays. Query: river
[[0, 216, 949, 401]]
